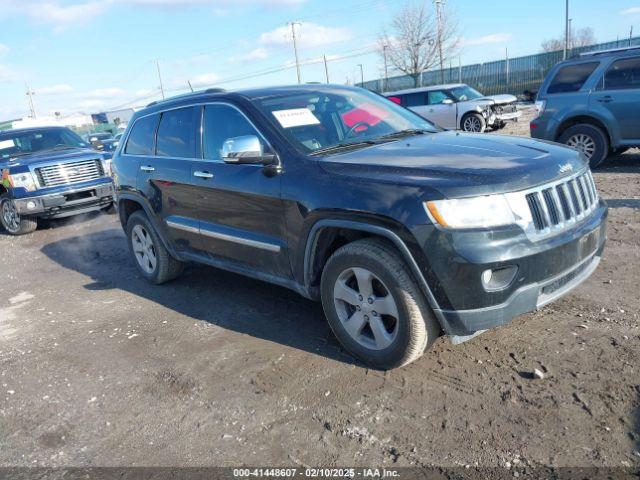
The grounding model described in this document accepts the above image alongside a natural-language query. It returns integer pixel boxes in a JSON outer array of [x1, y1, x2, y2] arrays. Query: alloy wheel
[[566, 133, 596, 159], [463, 116, 482, 132], [332, 267, 399, 350], [131, 224, 157, 274], [1, 199, 20, 233]]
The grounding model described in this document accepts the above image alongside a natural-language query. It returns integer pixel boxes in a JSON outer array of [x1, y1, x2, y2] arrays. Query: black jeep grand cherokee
[[112, 85, 607, 369]]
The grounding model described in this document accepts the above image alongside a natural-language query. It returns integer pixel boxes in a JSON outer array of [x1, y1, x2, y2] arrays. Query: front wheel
[[320, 238, 440, 369], [125, 210, 184, 284], [461, 112, 486, 133], [0, 195, 37, 235], [559, 124, 609, 168]]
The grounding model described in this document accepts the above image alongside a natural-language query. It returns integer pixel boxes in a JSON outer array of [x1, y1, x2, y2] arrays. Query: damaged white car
[[385, 83, 521, 133]]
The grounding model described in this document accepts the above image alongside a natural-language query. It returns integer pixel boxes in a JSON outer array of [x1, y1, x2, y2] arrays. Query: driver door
[[426, 90, 457, 130], [190, 103, 290, 278]]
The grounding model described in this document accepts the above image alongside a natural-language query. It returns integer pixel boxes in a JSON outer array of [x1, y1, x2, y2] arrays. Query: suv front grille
[[523, 171, 598, 234], [35, 159, 104, 188]]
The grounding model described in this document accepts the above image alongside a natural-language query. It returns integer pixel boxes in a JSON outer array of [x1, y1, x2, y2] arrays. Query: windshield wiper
[[49, 145, 79, 151], [310, 140, 378, 156], [373, 129, 430, 140]]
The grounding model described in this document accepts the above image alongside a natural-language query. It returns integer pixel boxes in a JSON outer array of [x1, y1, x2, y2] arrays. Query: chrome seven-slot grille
[[34, 159, 104, 188], [524, 170, 598, 233]]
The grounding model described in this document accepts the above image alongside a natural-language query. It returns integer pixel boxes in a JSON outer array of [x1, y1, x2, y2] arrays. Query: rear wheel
[[559, 124, 609, 168], [461, 112, 486, 133], [320, 238, 440, 369], [0, 195, 37, 235], [126, 210, 184, 284]]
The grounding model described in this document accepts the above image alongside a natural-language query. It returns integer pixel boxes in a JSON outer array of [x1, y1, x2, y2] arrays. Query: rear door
[[590, 56, 640, 144], [191, 103, 290, 278], [133, 106, 201, 252]]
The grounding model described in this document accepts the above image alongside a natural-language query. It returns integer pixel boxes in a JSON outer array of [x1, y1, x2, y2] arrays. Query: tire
[[320, 238, 440, 369], [0, 194, 38, 235], [125, 210, 184, 284], [461, 112, 486, 133], [559, 124, 609, 168]]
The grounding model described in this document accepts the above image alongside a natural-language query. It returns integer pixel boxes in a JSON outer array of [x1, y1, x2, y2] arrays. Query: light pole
[[382, 44, 389, 92], [568, 18, 573, 53], [563, 0, 569, 60], [357, 64, 364, 86], [290, 22, 302, 84], [434, 0, 445, 84]]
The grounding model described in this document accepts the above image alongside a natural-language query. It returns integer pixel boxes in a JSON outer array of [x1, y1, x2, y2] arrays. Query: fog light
[[481, 266, 518, 291], [26, 200, 37, 210]]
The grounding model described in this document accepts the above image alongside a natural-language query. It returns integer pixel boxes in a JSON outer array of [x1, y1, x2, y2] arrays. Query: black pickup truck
[[112, 85, 607, 369]]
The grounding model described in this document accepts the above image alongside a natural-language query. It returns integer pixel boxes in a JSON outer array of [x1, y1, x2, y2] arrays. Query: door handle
[[140, 165, 155, 172], [194, 171, 214, 179], [597, 96, 613, 103]]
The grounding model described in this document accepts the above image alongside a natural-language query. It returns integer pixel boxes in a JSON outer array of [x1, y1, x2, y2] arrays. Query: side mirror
[[442, 99, 454, 105], [221, 135, 276, 165]]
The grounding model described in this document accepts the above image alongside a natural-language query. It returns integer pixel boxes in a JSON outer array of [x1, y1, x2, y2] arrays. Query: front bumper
[[14, 183, 114, 218], [417, 201, 608, 336]]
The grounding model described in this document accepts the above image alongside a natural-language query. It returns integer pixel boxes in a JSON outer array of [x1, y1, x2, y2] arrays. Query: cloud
[[230, 47, 269, 63], [0, 44, 9, 55], [259, 22, 351, 49], [87, 87, 125, 98], [0, 65, 18, 83], [461, 33, 513, 47], [37, 84, 74, 95], [621, 7, 640, 14], [189, 72, 218, 87]]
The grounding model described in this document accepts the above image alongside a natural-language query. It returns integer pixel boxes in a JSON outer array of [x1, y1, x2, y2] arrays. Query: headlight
[[425, 194, 516, 229], [4, 171, 37, 192], [102, 158, 113, 177]]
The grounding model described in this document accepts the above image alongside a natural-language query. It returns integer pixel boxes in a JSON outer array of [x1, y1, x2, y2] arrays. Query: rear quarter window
[[125, 114, 159, 155], [547, 62, 599, 94]]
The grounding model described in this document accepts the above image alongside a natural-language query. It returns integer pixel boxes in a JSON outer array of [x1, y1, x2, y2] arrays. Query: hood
[[468, 94, 518, 106], [0, 148, 103, 169], [318, 131, 587, 198]]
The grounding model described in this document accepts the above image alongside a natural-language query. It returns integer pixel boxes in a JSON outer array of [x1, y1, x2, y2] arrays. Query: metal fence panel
[[363, 37, 640, 96]]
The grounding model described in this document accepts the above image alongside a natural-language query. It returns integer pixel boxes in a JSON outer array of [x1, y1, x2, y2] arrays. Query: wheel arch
[[555, 115, 613, 146], [303, 219, 446, 328]]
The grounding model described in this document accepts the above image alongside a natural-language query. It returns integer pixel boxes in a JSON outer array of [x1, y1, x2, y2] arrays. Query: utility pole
[[434, 0, 445, 84], [25, 82, 36, 119], [568, 18, 573, 52], [289, 22, 302, 84], [563, 0, 569, 60], [323, 54, 330, 84], [382, 44, 389, 92], [631, 26, 634, 46], [156, 59, 165, 100], [458, 56, 462, 83], [357, 64, 364, 86], [505, 47, 510, 90]]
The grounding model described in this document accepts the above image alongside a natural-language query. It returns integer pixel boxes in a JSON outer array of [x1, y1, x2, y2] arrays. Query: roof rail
[[579, 45, 640, 57], [146, 88, 226, 107]]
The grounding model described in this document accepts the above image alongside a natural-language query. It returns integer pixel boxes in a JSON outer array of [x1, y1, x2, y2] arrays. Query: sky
[[0, 0, 639, 121]]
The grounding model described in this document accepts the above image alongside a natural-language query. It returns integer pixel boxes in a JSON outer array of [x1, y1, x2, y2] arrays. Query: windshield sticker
[[272, 108, 320, 128], [0, 139, 16, 150]]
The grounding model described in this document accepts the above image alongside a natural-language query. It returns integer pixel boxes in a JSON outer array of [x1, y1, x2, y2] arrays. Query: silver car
[[385, 83, 521, 133]]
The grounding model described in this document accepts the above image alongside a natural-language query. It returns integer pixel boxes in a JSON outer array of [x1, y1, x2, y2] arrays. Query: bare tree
[[541, 27, 596, 52], [378, 2, 459, 88]]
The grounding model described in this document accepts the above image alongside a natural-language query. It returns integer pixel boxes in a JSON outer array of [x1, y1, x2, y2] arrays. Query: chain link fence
[[362, 37, 640, 97]]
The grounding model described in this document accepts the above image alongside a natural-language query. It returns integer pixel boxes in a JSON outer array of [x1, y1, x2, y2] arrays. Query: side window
[[403, 93, 427, 107], [202, 104, 262, 160], [156, 107, 196, 158], [428, 91, 450, 105], [602, 57, 640, 90], [547, 62, 599, 94], [125, 114, 158, 155]]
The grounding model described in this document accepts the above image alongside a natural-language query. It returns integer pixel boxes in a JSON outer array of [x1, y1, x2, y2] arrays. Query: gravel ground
[[0, 110, 639, 472]]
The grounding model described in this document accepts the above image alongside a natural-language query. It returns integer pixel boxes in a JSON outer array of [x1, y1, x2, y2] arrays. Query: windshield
[[448, 85, 484, 102], [0, 128, 88, 159], [255, 87, 437, 154]]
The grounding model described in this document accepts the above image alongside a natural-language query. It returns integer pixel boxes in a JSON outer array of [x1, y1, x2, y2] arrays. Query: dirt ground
[[1, 108, 639, 473]]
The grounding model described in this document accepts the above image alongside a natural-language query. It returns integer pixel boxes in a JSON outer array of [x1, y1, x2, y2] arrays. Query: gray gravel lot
[[1, 109, 639, 469]]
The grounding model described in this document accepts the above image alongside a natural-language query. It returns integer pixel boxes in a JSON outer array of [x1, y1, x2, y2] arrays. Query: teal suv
[[531, 45, 640, 167]]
